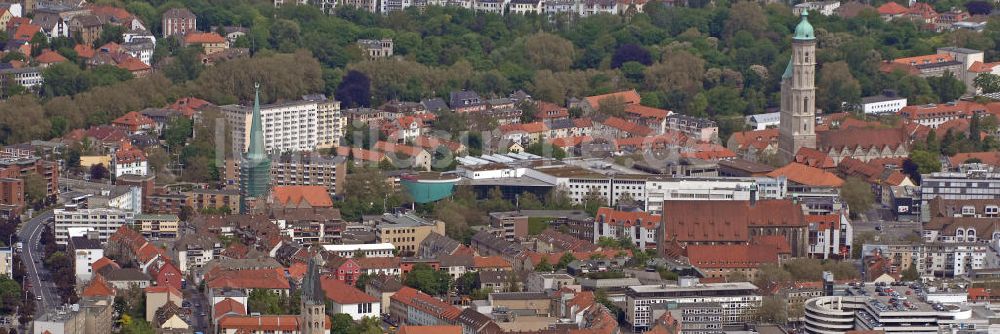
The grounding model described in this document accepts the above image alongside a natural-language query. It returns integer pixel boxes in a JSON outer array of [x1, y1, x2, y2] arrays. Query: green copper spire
[[793, 10, 815, 40], [247, 83, 266, 160], [240, 83, 271, 214]]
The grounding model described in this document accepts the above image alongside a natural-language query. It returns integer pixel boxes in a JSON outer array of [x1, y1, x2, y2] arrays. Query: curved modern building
[[400, 172, 461, 203], [803, 295, 976, 334]]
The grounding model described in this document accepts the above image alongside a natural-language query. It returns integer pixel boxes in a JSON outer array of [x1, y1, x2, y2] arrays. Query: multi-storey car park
[[803, 283, 986, 334]]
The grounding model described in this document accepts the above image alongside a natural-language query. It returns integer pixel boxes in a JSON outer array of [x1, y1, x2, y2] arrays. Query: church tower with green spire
[[778, 10, 818, 164], [240, 83, 271, 214]]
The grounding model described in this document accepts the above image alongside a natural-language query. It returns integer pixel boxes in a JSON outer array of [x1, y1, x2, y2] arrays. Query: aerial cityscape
[[0, 0, 999, 333]]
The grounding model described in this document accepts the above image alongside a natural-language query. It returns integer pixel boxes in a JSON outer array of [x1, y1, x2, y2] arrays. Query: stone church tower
[[300, 254, 326, 334], [778, 10, 818, 165]]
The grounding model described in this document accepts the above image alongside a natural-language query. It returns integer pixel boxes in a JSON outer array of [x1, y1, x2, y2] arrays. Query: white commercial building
[[746, 112, 780, 130], [625, 279, 761, 331], [860, 94, 908, 114], [54, 207, 134, 245], [322, 243, 395, 258]]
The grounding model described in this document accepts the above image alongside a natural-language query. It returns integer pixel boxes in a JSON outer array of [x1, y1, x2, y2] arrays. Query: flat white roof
[[322, 243, 395, 251]]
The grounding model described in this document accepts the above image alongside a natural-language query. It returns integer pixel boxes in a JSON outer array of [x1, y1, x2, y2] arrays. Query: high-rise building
[[239, 84, 271, 214], [778, 11, 818, 164]]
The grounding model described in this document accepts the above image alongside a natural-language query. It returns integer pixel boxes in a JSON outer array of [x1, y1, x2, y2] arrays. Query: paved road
[[16, 211, 59, 313]]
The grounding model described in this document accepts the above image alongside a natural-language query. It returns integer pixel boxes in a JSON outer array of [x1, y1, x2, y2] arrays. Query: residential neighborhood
[[0, 0, 1000, 334]]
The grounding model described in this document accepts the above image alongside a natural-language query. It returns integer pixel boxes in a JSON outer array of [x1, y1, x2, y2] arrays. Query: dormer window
[[962, 206, 976, 216]]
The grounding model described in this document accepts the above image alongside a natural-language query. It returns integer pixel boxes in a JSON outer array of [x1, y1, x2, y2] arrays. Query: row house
[[389, 286, 462, 326]]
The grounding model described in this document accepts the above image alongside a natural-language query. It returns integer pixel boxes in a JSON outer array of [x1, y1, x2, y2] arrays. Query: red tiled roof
[[729, 128, 778, 150], [412, 136, 463, 152], [525, 249, 631, 268], [91, 257, 119, 273], [472, 256, 511, 269], [948, 151, 1000, 167], [13, 24, 41, 41], [877, 1, 908, 15], [218, 315, 329, 331], [271, 185, 333, 208], [681, 143, 735, 160], [145, 285, 182, 298], [687, 244, 780, 269], [98, 42, 121, 54], [585, 90, 641, 109], [286, 262, 307, 281], [818, 126, 909, 151], [615, 132, 687, 150], [500, 121, 548, 134], [805, 214, 841, 231], [551, 135, 593, 148], [5, 17, 29, 31], [625, 104, 670, 120], [537, 101, 569, 120], [373, 141, 427, 158], [114, 145, 146, 164], [347, 147, 386, 162], [116, 55, 150, 72], [184, 32, 226, 44], [750, 235, 791, 254], [213, 298, 247, 319], [899, 101, 981, 121], [768, 162, 844, 187], [113, 111, 156, 129], [321, 276, 379, 304], [391, 287, 461, 321], [969, 61, 1000, 73], [662, 200, 805, 243], [595, 207, 660, 230], [573, 118, 593, 128], [601, 116, 653, 136], [398, 325, 462, 334], [794, 147, 835, 169], [74, 44, 96, 59], [354, 257, 401, 270], [35, 49, 68, 64], [81, 274, 115, 297]]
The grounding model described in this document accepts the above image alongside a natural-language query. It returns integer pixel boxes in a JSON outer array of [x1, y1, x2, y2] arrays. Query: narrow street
[[15, 211, 59, 314]]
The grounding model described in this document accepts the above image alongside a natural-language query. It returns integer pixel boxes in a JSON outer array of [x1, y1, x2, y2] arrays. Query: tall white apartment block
[[223, 100, 320, 155]]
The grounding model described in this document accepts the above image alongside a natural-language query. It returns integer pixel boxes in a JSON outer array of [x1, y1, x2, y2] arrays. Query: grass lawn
[[528, 217, 554, 235]]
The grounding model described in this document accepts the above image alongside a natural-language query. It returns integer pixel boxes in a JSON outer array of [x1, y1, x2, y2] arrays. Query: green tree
[[974, 73, 1000, 93], [556, 252, 575, 270], [164, 117, 192, 149], [0, 276, 21, 315], [403, 263, 451, 295], [902, 264, 919, 281], [908, 150, 942, 174], [522, 32, 575, 71], [758, 297, 788, 324], [248, 289, 284, 314], [535, 257, 554, 272], [927, 71, 966, 102], [841, 177, 875, 218], [817, 61, 861, 113], [23, 173, 46, 206]]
